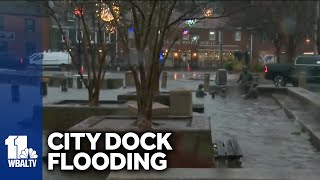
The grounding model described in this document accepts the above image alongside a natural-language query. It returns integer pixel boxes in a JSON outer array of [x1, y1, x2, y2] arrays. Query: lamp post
[[218, 30, 223, 68], [314, 1, 319, 54]]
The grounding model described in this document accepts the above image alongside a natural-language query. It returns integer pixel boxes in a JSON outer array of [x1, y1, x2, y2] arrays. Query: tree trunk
[[136, 94, 153, 131], [154, 74, 160, 95], [88, 80, 101, 107], [274, 38, 282, 64], [317, 30, 320, 55], [89, 92, 99, 106], [286, 35, 296, 64]]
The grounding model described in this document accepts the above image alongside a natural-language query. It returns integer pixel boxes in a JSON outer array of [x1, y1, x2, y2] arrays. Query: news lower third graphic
[[46, 132, 173, 171], [5, 135, 38, 168]]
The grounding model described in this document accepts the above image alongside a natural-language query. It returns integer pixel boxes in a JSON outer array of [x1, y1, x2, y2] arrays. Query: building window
[[182, 34, 189, 41], [67, 12, 75, 21], [104, 32, 111, 43], [261, 32, 267, 44], [128, 28, 134, 39], [209, 31, 216, 41], [25, 19, 35, 32], [0, 16, 4, 30], [90, 32, 97, 43], [0, 41, 8, 56], [61, 30, 70, 42], [25, 42, 36, 57], [76, 30, 83, 42], [182, 29, 189, 41], [234, 31, 241, 41]]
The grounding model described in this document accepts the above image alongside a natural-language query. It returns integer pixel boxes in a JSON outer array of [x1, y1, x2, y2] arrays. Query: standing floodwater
[[195, 94, 320, 169]]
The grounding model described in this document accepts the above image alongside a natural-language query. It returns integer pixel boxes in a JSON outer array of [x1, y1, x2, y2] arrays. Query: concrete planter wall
[[118, 92, 170, 106], [44, 76, 123, 89], [68, 116, 214, 168], [43, 100, 133, 131]]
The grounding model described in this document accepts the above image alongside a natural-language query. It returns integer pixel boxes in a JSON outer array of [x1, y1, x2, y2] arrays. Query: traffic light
[[74, 8, 83, 16]]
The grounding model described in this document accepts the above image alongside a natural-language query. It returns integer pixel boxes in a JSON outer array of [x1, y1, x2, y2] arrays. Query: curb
[[271, 94, 320, 150]]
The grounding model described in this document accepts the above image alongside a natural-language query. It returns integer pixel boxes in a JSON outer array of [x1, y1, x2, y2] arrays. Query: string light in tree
[[185, 19, 197, 27], [203, 8, 213, 17], [100, 3, 120, 22], [96, 2, 120, 33]]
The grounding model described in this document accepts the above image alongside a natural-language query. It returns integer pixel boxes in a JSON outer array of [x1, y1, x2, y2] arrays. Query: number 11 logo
[[5, 135, 38, 168]]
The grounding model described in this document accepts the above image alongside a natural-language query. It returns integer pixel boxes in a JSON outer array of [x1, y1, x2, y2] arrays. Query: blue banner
[[0, 2, 43, 179]]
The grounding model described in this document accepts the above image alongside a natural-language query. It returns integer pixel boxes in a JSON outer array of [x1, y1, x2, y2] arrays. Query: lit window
[[182, 30, 189, 40], [90, 32, 97, 43], [235, 31, 241, 41], [67, 12, 75, 21], [25, 19, 35, 32], [209, 31, 216, 41], [76, 30, 83, 43], [61, 30, 69, 42]]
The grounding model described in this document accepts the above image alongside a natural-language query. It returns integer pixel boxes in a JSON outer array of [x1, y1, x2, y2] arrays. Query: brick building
[[46, 3, 315, 69], [125, 17, 316, 69], [0, 1, 50, 59], [154, 17, 315, 69]]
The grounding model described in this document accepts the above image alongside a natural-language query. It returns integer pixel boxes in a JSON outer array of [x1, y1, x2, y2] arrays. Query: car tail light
[[264, 65, 268, 73]]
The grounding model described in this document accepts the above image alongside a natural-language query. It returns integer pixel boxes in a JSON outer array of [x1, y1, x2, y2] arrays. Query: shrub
[[249, 62, 265, 73], [224, 60, 234, 71], [233, 61, 243, 73]]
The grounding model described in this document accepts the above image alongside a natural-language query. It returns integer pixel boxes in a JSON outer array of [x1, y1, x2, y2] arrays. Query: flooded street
[[194, 94, 320, 169]]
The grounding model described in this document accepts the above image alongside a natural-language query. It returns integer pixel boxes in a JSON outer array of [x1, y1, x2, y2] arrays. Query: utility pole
[[315, 1, 319, 54]]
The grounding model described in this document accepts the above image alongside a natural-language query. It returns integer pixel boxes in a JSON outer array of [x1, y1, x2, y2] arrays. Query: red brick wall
[[1, 14, 51, 57]]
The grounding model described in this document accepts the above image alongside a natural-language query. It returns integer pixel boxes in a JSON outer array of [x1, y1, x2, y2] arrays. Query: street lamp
[[306, 37, 311, 43]]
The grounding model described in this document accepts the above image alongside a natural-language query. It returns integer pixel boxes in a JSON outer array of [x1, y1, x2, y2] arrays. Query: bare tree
[[36, 0, 118, 106], [104, 0, 255, 130], [227, 1, 314, 64]]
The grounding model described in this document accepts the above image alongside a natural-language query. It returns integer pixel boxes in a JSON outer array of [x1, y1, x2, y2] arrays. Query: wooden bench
[[192, 104, 204, 113], [213, 136, 243, 167]]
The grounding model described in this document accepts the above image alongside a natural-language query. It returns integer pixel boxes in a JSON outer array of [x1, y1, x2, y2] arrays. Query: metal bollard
[[204, 74, 210, 92], [76, 77, 83, 89], [125, 71, 134, 87], [298, 72, 306, 89], [41, 81, 48, 96], [61, 78, 68, 92], [161, 72, 168, 89], [11, 84, 20, 103]]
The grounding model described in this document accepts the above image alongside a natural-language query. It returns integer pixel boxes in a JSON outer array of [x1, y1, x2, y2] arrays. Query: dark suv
[[264, 55, 320, 86]]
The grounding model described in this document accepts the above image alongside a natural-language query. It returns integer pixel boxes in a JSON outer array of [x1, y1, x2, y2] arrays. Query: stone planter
[[101, 79, 124, 89], [43, 100, 133, 131], [68, 115, 214, 168], [118, 91, 170, 106]]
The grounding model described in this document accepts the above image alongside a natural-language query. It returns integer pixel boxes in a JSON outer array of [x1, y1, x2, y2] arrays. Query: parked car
[[29, 51, 72, 71], [0, 55, 29, 70], [264, 55, 320, 86]]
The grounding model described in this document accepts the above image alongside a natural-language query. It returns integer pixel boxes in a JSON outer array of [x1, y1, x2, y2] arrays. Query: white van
[[29, 51, 72, 71]]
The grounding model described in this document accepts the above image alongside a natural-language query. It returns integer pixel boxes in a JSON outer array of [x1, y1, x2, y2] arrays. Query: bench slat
[[214, 137, 243, 160], [215, 141, 227, 158], [230, 136, 242, 157]]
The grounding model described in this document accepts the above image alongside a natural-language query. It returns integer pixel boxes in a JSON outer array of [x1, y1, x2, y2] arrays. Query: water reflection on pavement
[[194, 93, 320, 169]]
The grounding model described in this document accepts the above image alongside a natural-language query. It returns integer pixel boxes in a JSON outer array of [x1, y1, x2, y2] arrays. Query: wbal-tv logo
[[5, 135, 38, 168]]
